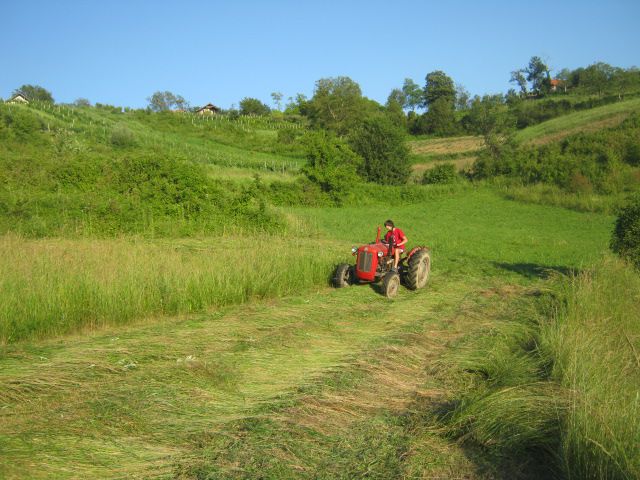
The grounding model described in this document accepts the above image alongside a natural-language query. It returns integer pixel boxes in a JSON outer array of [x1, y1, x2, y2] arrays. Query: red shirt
[[384, 228, 407, 250]]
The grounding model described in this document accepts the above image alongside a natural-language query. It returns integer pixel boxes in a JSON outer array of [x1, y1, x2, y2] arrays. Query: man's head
[[384, 219, 394, 231]]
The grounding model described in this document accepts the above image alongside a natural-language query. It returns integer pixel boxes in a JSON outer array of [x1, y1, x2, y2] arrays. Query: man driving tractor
[[382, 219, 407, 272], [332, 220, 429, 297]]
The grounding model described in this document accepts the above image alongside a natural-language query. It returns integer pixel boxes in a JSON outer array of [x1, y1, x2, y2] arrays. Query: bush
[[276, 128, 299, 144], [2, 107, 44, 139], [301, 130, 362, 204], [349, 116, 411, 185], [422, 163, 458, 185], [611, 194, 640, 269], [110, 124, 136, 147]]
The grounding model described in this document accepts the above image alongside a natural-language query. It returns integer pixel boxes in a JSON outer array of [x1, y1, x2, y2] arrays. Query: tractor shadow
[[492, 262, 578, 280]]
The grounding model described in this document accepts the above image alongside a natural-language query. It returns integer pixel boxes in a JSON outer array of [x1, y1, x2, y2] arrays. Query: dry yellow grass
[[409, 136, 484, 155]]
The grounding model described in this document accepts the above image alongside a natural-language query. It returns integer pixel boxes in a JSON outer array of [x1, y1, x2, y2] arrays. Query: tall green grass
[[440, 257, 640, 479], [546, 258, 640, 479], [0, 234, 344, 343], [496, 181, 629, 214]]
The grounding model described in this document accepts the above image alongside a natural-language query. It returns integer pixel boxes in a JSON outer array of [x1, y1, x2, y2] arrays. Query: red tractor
[[332, 227, 431, 298]]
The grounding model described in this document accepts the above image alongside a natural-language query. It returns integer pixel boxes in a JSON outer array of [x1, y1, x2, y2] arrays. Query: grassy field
[[1, 97, 638, 478], [0, 189, 616, 478], [515, 97, 640, 144], [4, 102, 305, 177]]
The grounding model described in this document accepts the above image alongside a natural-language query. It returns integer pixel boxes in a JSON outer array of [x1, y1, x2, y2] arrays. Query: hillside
[[1, 95, 639, 479], [515, 96, 640, 144], [0, 102, 307, 236]]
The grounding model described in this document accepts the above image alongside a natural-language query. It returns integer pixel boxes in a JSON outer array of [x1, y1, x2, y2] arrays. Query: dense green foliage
[[12, 84, 54, 103], [473, 114, 640, 194], [0, 103, 283, 236], [239, 97, 271, 116], [611, 194, 640, 269], [349, 116, 411, 185], [300, 130, 362, 203], [422, 163, 458, 184], [395, 59, 640, 137], [306, 76, 382, 135]]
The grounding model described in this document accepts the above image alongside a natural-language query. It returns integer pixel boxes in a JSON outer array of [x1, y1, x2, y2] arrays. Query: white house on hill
[[7, 93, 29, 104], [196, 103, 221, 115]]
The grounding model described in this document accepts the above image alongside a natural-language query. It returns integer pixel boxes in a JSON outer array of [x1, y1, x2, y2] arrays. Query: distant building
[[550, 79, 565, 93], [196, 103, 221, 115], [7, 93, 29, 104]]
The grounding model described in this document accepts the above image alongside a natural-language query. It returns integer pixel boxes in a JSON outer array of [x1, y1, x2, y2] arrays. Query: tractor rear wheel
[[405, 250, 431, 290], [333, 263, 353, 288], [382, 271, 400, 298]]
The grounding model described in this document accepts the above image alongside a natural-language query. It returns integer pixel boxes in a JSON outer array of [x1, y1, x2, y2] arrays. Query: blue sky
[[2, 0, 639, 109]]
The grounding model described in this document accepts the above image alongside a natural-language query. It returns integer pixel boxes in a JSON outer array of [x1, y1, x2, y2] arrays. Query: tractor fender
[[406, 246, 430, 262]]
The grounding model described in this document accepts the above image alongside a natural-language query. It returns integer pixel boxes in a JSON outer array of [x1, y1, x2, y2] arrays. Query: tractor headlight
[[377, 251, 383, 257], [351, 247, 358, 254]]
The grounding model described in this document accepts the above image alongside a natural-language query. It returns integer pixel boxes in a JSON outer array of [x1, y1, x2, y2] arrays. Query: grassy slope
[[7, 102, 303, 180], [0, 99, 634, 478], [406, 97, 640, 175], [515, 96, 640, 143], [409, 98, 640, 158], [0, 190, 613, 478]]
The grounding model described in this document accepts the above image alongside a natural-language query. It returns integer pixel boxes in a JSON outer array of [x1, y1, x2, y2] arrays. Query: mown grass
[[0, 269, 483, 479], [0, 186, 619, 479], [291, 187, 613, 276]]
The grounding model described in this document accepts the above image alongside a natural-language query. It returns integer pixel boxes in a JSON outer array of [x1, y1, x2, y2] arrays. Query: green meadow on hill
[[1, 82, 639, 479]]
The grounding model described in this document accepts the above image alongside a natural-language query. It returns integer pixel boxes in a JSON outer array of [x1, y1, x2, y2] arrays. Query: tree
[[465, 95, 517, 172], [422, 97, 457, 136], [420, 71, 457, 135], [147, 91, 188, 111], [284, 93, 309, 115], [301, 130, 362, 203], [73, 98, 91, 107], [13, 84, 54, 103], [525, 56, 551, 95], [386, 88, 406, 109], [402, 78, 422, 111], [581, 62, 615, 97], [510, 69, 528, 95], [270, 91, 283, 111], [307, 76, 374, 135], [239, 97, 271, 116], [349, 116, 411, 185], [422, 70, 456, 109], [455, 83, 470, 110], [615, 67, 640, 99], [385, 89, 407, 129], [464, 94, 513, 138]]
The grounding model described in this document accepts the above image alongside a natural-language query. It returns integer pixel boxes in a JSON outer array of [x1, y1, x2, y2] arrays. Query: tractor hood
[[356, 243, 389, 256]]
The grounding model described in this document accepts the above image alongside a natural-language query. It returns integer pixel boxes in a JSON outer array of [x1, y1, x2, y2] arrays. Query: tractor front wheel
[[405, 250, 431, 290], [382, 271, 400, 298], [333, 263, 353, 288]]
